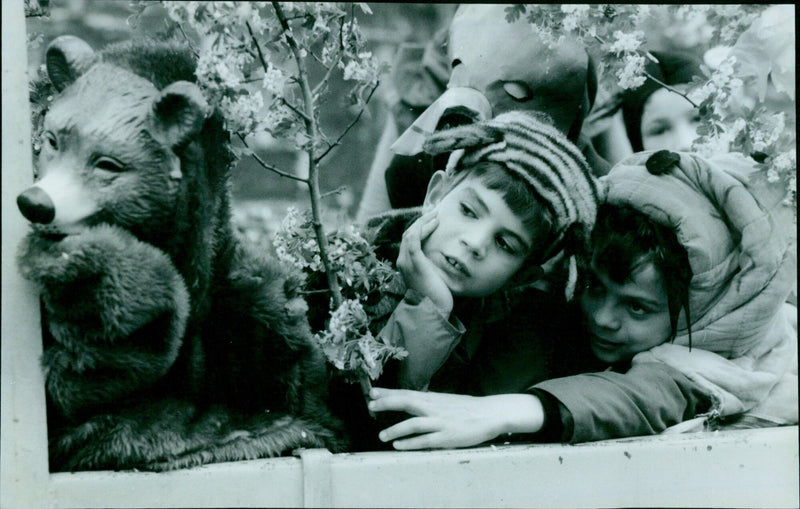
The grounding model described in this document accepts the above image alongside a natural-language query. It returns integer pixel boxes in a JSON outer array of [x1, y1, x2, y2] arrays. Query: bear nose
[[17, 187, 55, 224]]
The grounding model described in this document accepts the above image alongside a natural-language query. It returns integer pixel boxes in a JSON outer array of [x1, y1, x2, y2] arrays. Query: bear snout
[[17, 186, 56, 224]]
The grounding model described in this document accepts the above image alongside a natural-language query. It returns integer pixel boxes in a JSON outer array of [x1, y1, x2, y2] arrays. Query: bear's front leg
[[17, 224, 190, 418]]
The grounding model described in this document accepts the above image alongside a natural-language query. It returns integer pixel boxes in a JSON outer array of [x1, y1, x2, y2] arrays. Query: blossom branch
[[591, 33, 699, 108], [273, 1, 344, 308], [314, 80, 379, 165], [237, 134, 309, 183], [278, 96, 312, 123], [312, 15, 346, 98]]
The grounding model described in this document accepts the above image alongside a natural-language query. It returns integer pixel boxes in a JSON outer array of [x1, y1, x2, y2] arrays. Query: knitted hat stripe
[[461, 141, 571, 219], [510, 128, 599, 226], [464, 131, 585, 224], [535, 134, 599, 209], [504, 120, 600, 205], [482, 116, 597, 202], [479, 145, 579, 225]]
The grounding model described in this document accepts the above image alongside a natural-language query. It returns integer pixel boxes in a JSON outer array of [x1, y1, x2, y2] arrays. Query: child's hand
[[367, 388, 545, 450], [397, 212, 453, 316]]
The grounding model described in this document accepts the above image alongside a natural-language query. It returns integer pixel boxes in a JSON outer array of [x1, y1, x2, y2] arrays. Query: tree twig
[[312, 15, 346, 98], [237, 134, 308, 183], [642, 71, 699, 108], [314, 80, 379, 165], [321, 185, 348, 198], [273, 1, 344, 308], [246, 21, 270, 74], [279, 97, 312, 123], [591, 34, 699, 108]]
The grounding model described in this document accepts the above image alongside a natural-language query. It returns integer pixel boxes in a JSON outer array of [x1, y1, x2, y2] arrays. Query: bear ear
[[151, 81, 211, 147], [46, 36, 97, 92]]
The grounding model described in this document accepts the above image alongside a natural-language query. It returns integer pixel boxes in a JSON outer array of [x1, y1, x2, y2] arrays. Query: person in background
[[369, 149, 796, 448], [590, 50, 704, 165], [621, 51, 704, 153], [356, 4, 608, 223]]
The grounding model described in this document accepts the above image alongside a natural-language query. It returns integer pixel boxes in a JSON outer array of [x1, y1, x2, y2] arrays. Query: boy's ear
[[423, 170, 449, 209]]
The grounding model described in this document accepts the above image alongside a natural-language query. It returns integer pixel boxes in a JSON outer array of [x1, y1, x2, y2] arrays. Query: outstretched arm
[[368, 388, 546, 450], [533, 362, 714, 443], [369, 361, 714, 450]]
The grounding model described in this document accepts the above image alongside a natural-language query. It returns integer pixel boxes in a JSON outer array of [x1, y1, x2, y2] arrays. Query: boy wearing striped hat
[[359, 111, 600, 425]]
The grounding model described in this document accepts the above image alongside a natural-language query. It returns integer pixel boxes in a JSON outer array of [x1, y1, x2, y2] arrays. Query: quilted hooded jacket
[[605, 151, 797, 426]]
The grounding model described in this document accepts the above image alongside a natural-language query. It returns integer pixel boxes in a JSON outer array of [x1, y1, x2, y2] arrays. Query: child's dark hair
[[449, 161, 554, 262], [589, 203, 693, 344]]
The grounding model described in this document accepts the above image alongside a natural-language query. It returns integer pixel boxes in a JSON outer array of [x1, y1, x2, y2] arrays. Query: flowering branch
[[237, 133, 308, 183], [272, 1, 343, 308], [158, 2, 402, 388], [509, 4, 795, 208], [315, 80, 379, 165], [312, 15, 346, 99], [592, 33, 700, 108]]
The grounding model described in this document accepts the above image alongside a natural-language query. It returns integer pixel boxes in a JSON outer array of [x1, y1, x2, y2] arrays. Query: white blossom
[[262, 63, 287, 97], [609, 30, 645, 54], [616, 54, 647, 90], [220, 90, 264, 136], [751, 112, 785, 152]]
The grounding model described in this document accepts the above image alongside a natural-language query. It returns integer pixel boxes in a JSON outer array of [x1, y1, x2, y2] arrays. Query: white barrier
[[2, 2, 798, 507]]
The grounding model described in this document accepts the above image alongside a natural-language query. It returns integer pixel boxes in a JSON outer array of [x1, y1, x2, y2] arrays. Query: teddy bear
[[16, 35, 346, 471]]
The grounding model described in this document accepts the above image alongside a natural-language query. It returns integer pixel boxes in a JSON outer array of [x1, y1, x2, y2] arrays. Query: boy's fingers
[[369, 392, 430, 416], [401, 218, 422, 252], [379, 417, 439, 442], [392, 432, 444, 450], [419, 214, 439, 240]]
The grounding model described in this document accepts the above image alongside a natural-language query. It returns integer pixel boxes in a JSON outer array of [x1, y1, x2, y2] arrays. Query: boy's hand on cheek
[[397, 212, 453, 316]]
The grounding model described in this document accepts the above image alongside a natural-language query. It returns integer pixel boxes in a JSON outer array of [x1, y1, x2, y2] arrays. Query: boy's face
[[422, 174, 534, 298], [580, 260, 672, 364]]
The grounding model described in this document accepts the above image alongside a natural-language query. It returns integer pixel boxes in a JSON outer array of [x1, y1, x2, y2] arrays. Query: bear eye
[[94, 157, 125, 173], [42, 131, 58, 150]]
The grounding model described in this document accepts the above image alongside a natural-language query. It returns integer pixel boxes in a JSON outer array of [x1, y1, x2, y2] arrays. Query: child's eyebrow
[[623, 295, 664, 309], [463, 187, 489, 214], [464, 186, 532, 253]]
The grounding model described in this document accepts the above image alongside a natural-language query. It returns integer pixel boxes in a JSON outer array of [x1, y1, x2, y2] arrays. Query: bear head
[[19, 36, 236, 300], [19, 36, 233, 258]]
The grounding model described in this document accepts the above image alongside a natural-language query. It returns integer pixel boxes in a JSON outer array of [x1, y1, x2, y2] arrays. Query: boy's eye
[[583, 274, 604, 294], [496, 236, 517, 254], [459, 202, 476, 218], [627, 301, 650, 316]]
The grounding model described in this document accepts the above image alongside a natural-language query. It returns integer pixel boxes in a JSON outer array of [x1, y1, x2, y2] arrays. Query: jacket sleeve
[[531, 362, 714, 443], [377, 289, 465, 390]]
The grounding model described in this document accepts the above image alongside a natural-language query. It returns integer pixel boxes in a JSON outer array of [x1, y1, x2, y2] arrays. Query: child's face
[[640, 86, 700, 153], [422, 176, 534, 298], [580, 260, 672, 364]]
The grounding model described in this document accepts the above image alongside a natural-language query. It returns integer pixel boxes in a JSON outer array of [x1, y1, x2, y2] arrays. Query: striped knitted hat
[[422, 110, 602, 298]]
